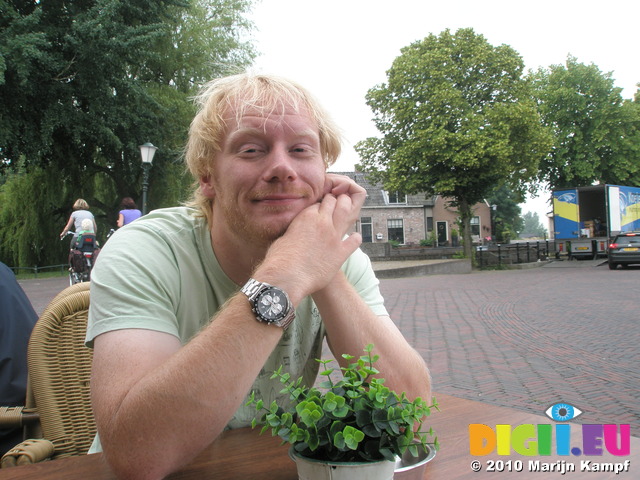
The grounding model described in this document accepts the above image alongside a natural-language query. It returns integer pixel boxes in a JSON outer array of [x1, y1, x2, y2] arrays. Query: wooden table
[[2, 394, 637, 479]]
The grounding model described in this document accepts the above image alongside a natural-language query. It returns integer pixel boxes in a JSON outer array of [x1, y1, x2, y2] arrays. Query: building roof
[[333, 171, 435, 207]]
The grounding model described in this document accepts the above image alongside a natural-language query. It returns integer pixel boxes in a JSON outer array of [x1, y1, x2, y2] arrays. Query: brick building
[[339, 171, 492, 246]]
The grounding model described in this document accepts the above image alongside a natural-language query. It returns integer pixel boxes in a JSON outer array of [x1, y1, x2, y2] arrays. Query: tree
[[1, 0, 254, 200], [487, 185, 523, 243], [530, 56, 640, 189], [0, 164, 72, 267], [0, 0, 255, 267], [355, 28, 552, 260], [520, 211, 546, 239]]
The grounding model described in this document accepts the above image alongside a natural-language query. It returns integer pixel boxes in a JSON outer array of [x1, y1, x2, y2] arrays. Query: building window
[[470, 216, 480, 236], [361, 216, 372, 243], [387, 219, 404, 243], [385, 191, 407, 205]]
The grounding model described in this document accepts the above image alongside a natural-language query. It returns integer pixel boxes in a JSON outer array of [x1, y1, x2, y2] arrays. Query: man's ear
[[199, 176, 216, 199]]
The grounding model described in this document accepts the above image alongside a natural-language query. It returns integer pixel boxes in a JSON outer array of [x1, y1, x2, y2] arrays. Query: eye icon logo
[[545, 403, 583, 422]]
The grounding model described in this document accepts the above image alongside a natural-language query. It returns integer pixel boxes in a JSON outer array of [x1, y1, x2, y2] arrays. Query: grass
[[12, 266, 69, 280]]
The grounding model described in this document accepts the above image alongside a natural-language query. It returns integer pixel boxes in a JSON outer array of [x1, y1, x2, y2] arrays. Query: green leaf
[[340, 426, 365, 450], [379, 447, 396, 462], [265, 413, 280, 427], [297, 401, 324, 427], [408, 443, 419, 457], [362, 423, 382, 438]]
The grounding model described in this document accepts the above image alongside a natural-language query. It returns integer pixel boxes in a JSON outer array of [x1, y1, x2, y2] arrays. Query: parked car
[[608, 232, 640, 270]]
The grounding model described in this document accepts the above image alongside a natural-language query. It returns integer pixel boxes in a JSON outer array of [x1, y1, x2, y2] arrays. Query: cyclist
[[60, 198, 97, 246], [68, 219, 99, 283]]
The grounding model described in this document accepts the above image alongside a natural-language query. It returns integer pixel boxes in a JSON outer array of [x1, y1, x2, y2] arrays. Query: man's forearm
[[93, 295, 283, 480], [312, 273, 431, 402]]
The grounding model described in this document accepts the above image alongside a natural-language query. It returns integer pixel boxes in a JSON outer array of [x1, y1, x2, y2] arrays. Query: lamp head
[[139, 142, 158, 165]]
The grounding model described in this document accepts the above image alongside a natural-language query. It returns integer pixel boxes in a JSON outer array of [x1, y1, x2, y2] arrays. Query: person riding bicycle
[[60, 198, 97, 247], [68, 219, 100, 277]]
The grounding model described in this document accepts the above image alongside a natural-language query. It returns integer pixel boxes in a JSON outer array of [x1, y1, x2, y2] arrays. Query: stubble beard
[[219, 200, 294, 248]]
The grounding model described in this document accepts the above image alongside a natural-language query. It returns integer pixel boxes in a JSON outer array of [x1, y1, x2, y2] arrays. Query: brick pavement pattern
[[380, 265, 639, 431]]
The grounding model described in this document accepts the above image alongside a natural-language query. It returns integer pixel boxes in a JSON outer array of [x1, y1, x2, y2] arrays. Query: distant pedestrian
[[60, 198, 97, 246], [0, 262, 38, 456], [117, 197, 142, 228]]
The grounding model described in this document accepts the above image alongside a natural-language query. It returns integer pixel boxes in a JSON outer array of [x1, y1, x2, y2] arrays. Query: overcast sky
[[247, 0, 639, 224]]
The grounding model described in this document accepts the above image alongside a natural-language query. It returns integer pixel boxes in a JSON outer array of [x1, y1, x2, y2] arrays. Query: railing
[[476, 241, 554, 269], [8, 264, 69, 278]]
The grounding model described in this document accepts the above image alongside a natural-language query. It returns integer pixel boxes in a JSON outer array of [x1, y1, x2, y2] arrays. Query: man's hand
[[323, 173, 366, 201], [255, 174, 365, 303]]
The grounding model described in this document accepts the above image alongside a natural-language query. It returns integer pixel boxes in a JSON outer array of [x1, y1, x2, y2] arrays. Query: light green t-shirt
[[86, 207, 387, 452]]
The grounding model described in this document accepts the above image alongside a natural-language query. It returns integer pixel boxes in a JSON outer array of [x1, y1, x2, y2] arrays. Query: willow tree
[[356, 28, 552, 259]]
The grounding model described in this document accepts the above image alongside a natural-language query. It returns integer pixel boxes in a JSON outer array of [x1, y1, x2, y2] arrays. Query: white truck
[[553, 184, 640, 259]]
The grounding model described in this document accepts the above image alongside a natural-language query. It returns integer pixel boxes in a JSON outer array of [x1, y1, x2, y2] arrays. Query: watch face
[[256, 287, 288, 322]]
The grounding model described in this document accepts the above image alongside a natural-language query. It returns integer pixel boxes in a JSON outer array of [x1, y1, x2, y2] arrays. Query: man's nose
[[263, 147, 297, 182]]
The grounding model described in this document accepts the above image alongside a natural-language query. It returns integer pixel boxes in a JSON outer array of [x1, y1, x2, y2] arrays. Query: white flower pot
[[289, 448, 396, 480]]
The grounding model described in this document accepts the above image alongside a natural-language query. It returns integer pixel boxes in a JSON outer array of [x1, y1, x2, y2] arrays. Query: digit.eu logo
[[469, 402, 631, 457]]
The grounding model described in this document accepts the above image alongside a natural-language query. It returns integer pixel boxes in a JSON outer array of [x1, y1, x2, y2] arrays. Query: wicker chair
[[0, 282, 95, 467]]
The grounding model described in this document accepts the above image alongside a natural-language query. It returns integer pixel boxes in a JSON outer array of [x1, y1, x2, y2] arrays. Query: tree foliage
[[0, 164, 73, 267], [520, 211, 547, 239], [529, 56, 640, 188], [486, 185, 523, 243], [0, 0, 255, 267], [355, 28, 552, 259]]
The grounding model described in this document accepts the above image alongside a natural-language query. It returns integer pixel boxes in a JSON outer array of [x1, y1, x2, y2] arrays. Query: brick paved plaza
[[21, 263, 639, 432], [380, 264, 639, 431]]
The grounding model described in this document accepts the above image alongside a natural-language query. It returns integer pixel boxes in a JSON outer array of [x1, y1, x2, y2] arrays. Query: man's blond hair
[[184, 73, 343, 225]]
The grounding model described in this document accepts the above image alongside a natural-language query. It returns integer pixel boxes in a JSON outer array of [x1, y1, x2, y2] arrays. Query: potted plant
[[451, 228, 459, 247], [246, 344, 439, 480]]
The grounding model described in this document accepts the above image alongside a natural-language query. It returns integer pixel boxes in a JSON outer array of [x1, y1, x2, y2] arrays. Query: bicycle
[[61, 231, 100, 285]]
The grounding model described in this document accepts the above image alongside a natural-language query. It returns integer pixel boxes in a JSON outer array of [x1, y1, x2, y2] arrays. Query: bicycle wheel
[[70, 271, 84, 285]]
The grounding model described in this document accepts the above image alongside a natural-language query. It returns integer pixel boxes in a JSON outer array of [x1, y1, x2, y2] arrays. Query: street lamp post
[[139, 142, 158, 216], [491, 204, 497, 243]]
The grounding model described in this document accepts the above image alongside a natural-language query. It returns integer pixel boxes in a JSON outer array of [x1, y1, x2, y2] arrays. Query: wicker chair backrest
[[27, 283, 95, 459]]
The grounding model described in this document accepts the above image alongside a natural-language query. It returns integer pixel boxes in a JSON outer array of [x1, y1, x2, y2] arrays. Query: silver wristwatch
[[241, 278, 295, 329]]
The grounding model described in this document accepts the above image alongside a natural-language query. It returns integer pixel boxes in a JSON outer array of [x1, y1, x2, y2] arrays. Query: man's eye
[[545, 403, 583, 422], [291, 145, 317, 156], [239, 146, 262, 156]]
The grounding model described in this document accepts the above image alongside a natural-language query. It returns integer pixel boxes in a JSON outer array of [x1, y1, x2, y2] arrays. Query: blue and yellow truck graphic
[[553, 185, 640, 258]]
